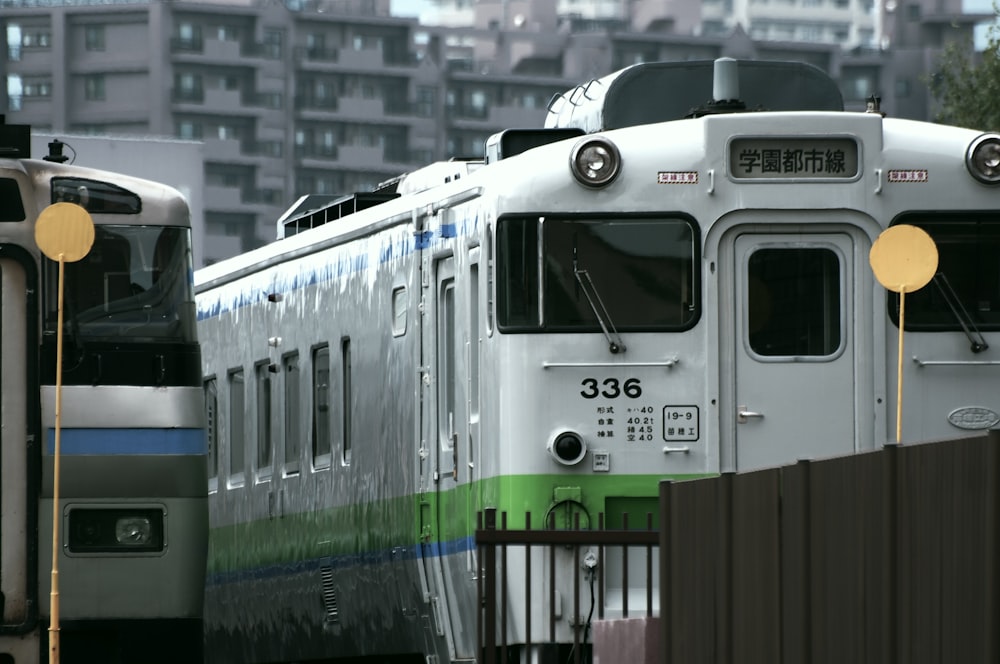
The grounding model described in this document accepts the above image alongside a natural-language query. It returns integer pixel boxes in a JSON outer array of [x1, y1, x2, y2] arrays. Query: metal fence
[[476, 431, 1000, 664]]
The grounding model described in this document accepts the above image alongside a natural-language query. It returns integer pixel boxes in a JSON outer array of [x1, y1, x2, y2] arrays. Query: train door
[[419, 252, 475, 660], [726, 229, 863, 471], [0, 256, 34, 633]]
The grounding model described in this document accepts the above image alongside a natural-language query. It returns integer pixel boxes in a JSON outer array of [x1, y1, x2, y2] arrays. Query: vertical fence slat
[[781, 459, 810, 664], [500, 511, 508, 663], [659, 479, 671, 664], [525, 511, 532, 660]]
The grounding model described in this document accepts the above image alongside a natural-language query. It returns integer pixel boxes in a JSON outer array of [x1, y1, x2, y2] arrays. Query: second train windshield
[[42, 224, 196, 343], [497, 214, 698, 331]]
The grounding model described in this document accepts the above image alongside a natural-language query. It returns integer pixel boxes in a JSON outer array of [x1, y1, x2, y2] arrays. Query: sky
[[390, 0, 435, 18]]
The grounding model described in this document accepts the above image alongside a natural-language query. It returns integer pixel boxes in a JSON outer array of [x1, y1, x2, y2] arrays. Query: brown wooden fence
[[477, 431, 1000, 664]]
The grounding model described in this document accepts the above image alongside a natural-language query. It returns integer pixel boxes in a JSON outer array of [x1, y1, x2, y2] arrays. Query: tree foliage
[[928, 18, 1000, 131]]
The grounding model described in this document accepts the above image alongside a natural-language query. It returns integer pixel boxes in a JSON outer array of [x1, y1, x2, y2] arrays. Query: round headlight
[[570, 137, 621, 188], [547, 431, 587, 466], [966, 134, 1000, 184]]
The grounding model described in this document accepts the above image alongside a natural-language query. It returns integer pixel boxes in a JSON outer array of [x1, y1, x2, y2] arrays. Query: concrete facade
[[1, 0, 990, 265]]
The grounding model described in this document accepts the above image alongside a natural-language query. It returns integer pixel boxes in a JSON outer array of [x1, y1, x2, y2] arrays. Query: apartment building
[[1, 0, 987, 264]]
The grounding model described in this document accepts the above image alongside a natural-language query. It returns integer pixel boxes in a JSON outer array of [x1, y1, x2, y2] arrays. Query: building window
[[84, 75, 105, 101], [23, 78, 52, 97], [85, 25, 105, 51], [263, 29, 283, 59], [177, 121, 203, 140], [23, 29, 51, 48]]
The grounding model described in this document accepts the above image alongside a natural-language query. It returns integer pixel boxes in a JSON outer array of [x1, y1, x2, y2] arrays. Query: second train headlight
[[68, 508, 164, 553], [569, 137, 621, 188], [547, 430, 587, 466], [966, 133, 1000, 184]]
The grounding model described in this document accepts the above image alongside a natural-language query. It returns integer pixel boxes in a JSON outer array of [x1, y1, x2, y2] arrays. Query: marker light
[[569, 137, 621, 188], [547, 431, 587, 466], [966, 134, 1000, 184]]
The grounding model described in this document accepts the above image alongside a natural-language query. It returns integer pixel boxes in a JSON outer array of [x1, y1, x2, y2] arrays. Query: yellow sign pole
[[34, 203, 94, 664], [869, 224, 938, 444]]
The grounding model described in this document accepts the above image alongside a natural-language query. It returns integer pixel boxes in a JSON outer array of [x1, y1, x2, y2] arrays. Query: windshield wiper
[[573, 247, 626, 354], [932, 272, 988, 353]]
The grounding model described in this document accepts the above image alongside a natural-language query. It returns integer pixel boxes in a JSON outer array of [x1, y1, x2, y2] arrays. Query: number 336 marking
[[580, 378, 642, 399]]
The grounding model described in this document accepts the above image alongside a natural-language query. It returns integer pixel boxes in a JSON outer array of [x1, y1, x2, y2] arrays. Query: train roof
[[545, 59, 845, 133]]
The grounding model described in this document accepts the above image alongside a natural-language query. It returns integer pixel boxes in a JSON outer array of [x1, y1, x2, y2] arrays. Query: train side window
[[284, 352, 301, 476], [391, 286, 407, 336], [0, 178, 26, 221], [312, 344, 332, 470], [228, 368, 245, 487], [342, 337, 352, 467], [255, 360, 273, 481], [747, 247, 841, 357], [204, 376, 219, 492]]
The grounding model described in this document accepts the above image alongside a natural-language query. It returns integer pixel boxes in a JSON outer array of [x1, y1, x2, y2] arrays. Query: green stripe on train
[[207, 473, 710, 573]]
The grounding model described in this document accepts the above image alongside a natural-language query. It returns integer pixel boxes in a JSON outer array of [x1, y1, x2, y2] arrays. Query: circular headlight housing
[[966, 134, 1000, 184], [569, 137, 621, 188], [547, 431, 587, 466]]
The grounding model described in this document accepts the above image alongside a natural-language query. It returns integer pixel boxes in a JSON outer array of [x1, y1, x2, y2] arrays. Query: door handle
[[737, 406, 764, 424]]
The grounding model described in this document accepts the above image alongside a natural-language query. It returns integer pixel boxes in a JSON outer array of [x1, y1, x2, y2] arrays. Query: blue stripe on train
[[205, 536, 476, 587], [45, 428, 207, 455]]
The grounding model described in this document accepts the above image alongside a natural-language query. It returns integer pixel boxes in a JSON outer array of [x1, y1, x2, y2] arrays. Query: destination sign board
[[729, 137, 859, 180]]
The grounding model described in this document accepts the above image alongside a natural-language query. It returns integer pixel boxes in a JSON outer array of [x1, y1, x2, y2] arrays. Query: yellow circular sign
[[869, 224, 938, 293], [35, 202, 95, 263]]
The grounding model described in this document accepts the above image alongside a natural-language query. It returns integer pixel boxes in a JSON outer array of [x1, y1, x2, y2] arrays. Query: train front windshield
[[496, 214, 697, 331], [42, 225, 197, 343]]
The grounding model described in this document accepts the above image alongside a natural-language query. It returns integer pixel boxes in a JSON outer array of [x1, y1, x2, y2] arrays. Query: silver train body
[[0, 123, 207, 663], [196, 59, 1000, 663]]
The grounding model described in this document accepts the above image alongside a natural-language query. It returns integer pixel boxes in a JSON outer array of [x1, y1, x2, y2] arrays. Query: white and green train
[[196, 58, 1000, 663]]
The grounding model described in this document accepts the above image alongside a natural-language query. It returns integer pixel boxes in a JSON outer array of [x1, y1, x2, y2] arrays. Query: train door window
[[312, 344, 332, 469], [228, 368, 245, 486], [486, 224, 495, 336], [469, 255, 480, 420], [391, 286, 407, 337], [205, 376, 218, 492], [746, 247, 841, 357], [283, 352, 301, 476], [438, 268, 457, 471], [890, 215, 1000, 330], [0, 179, 25, 221], [341, 337, 352, 466], [255, 360, 273, 480]]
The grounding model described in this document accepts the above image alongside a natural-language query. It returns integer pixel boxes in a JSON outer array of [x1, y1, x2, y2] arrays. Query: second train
[[195, 58, 1000, 663]]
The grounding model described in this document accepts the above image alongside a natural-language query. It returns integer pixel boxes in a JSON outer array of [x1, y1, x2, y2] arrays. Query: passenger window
[[256, 360, 273, 480], [284, 352, 300, 475], [312, 345, 332, 469], [228, 368, 245, 486]]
